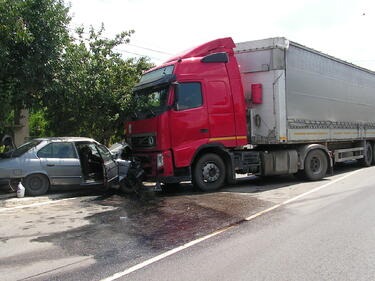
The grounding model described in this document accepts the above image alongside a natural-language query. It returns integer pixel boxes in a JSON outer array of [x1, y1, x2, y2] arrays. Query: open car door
[[96, 144, 118, 184]]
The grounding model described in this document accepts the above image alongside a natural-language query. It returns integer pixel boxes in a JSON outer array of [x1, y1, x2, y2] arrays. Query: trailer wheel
[[359, 142, 373, 167], [193, 153, 226, 192], [303, 149, 328, 181]]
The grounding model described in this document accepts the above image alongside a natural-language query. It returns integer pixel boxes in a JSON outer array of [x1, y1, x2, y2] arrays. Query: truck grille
[[130, 135, 156, 149]]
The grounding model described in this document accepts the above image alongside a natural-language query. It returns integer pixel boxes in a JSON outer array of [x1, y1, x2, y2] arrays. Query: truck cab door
[[206, 79, 236, 141], [96, 144, 118, 184], [169, 81, 209, 167]]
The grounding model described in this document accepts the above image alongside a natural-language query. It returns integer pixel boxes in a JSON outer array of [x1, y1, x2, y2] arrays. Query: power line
[[68, 25, 170, 61], [68, 26, 172, 56], [116, 48, 165, 61], [127, 43, 173, 55]]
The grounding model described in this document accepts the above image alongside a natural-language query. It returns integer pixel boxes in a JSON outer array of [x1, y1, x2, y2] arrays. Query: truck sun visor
[[133, 73, 176, 92]]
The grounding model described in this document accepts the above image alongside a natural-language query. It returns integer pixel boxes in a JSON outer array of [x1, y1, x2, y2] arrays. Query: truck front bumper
[[134, 150, 189, 183]]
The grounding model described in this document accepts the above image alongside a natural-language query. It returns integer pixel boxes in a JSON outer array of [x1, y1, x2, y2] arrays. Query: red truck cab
[[125, 37, 252, 191]]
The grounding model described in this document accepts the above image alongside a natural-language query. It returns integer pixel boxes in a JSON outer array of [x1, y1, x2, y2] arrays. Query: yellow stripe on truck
[[209, 136, 247, 141]]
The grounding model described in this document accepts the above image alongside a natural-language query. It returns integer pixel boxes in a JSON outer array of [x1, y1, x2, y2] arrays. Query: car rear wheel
[[23, 174, 50, 196]]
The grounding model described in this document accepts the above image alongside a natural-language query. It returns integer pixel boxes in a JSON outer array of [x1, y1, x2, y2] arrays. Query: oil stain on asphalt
[[32, 187, 273, 267]]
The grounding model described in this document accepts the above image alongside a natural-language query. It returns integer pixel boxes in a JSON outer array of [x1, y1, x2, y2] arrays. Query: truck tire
[[303, 149, 328, 181], [193, 153, 226, 192], [23, 174, 50, 196], [359, 142, 373, 167]]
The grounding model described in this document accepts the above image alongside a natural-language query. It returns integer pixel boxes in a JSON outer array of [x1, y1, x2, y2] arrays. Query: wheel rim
[[310, 156, 322, 174], [28, 176, 43, 190], [202, 162, 220, 183]]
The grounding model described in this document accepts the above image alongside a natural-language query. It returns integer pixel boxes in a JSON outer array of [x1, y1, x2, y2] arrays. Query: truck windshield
[[131, 86, 169, 120]]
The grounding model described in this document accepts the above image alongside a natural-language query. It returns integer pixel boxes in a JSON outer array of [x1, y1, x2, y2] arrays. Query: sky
[[68, 0, 375, 70]]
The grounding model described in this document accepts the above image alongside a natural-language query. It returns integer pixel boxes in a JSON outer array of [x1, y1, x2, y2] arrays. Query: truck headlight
[[157, 153, 164, 169]]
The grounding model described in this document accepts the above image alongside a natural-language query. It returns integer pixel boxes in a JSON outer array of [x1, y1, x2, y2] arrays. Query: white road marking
[[244, 169, 362, 221], [0, 197, 79, 212], [100, 226, 234, 281], [100, 169, 363, 281]]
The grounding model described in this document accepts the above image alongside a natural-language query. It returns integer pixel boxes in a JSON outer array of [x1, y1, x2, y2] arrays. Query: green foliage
[[29, 109, 49, 137], [0, 0, 70, 130], [44, 25, 153, 145], [0, 0, 154, 144]]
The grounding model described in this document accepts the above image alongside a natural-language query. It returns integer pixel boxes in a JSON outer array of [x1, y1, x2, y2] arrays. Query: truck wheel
[[193, 153, 226, 192], [23, 174, 50, 196], [359, 142, 373, 167], [303, 150, 328, 181]]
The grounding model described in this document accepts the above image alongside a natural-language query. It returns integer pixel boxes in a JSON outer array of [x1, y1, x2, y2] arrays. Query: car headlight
[[157, 153, 164, 169]]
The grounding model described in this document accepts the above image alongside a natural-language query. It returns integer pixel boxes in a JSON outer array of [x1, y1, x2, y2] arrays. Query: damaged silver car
[[0, 137, 132, 196]]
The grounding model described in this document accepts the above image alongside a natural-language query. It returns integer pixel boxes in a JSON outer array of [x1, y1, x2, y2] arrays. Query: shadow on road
[[153, 161, 362, 197]]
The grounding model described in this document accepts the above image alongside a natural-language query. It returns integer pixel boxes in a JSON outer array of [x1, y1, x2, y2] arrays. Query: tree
[[0, 0, 70, 130], [44, 25, 153, 145]]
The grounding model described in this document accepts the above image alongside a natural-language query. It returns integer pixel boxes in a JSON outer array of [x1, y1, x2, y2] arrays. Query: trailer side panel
[[286, 43, 375, 142]]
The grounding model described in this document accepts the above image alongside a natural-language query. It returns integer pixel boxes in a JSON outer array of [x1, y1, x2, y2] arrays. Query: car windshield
[[11, 140, 42, 158], [131, 86, 169, 120]]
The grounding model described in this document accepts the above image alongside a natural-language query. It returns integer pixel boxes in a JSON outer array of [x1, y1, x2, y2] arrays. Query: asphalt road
[[125, 167, 375, 281], [0, 163, 373, 281]]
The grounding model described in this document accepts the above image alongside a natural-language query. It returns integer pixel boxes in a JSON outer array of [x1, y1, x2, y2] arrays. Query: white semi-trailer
[[233, 38, 375, 179]]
